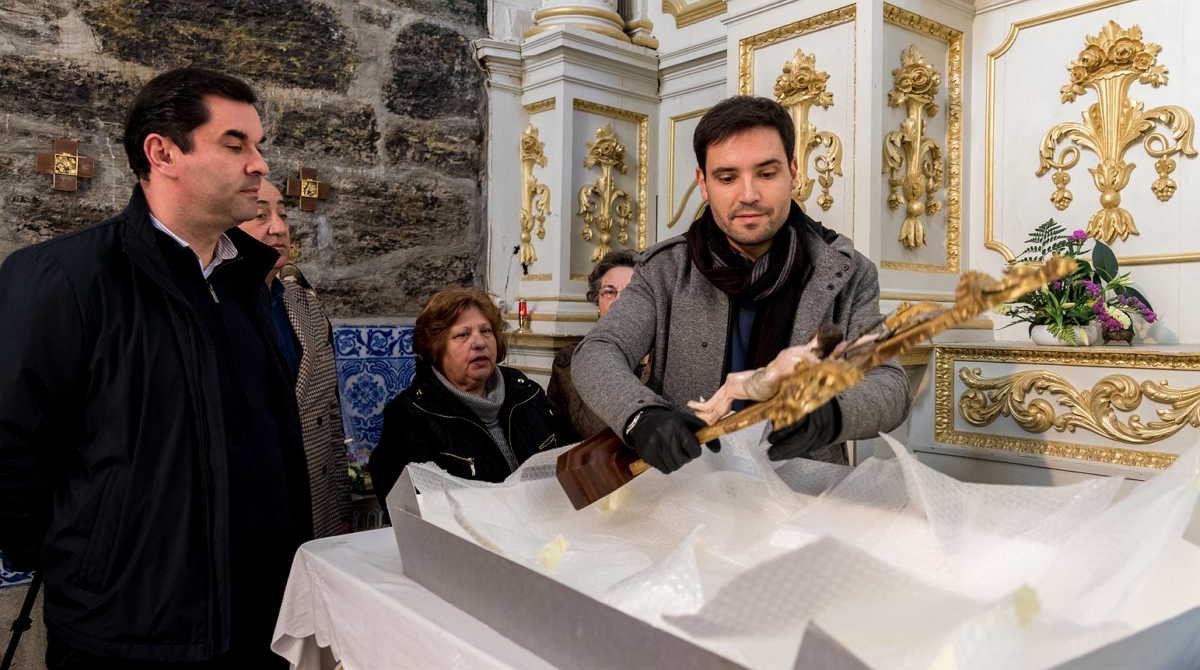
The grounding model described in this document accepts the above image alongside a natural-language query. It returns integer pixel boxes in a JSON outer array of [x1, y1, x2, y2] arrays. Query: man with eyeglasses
[[572, 96, 910, 474]]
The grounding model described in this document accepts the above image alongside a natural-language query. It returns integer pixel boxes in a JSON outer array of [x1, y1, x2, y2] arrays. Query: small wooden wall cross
[[285, 167, 330, 212], [35, 139, 94, 191]]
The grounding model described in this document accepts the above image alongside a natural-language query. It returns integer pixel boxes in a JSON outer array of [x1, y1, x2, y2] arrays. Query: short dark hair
[[413, 288, 507, 368], [123, 67, 258, 180], [692, 96, 795, 173], [586, 250, 638, 304]]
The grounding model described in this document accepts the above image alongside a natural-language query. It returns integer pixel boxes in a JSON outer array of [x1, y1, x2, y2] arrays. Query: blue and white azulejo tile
[[0, 550, 32, 590], [332, 322, 417, 465]]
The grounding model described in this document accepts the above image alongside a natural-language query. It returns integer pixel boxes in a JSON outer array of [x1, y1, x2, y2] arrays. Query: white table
[[272, 528, 555, 670]]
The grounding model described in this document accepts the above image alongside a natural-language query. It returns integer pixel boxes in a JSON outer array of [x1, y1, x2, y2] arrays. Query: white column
[[525, 0, 631, 43], [476, 38, 526, 321], [623, 0, 660, 48]]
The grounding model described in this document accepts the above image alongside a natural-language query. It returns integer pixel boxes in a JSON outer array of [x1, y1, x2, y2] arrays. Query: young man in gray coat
[[572, 96, 910, 473]]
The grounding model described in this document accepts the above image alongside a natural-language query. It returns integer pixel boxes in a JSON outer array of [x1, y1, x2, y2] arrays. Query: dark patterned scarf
[[685, 202, 812, 370]]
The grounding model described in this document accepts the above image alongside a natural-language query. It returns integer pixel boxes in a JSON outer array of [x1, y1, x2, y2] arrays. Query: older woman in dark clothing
[[547, 250, 643, 443], [369, 288, 561, 510]]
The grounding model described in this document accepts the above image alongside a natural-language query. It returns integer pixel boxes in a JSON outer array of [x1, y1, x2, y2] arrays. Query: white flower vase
[[1030, 322, 1101, 346], [1131, 314, 1154, 343]]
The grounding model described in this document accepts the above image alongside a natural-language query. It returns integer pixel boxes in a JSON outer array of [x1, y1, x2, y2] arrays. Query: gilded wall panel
[[880, 4, 962, 274], [570, 99, 649, 278], [666, 107, 709, 231], [930, 344, 1200, 470], [737, 5, 856, 239], [984, 0, 1200, 267]]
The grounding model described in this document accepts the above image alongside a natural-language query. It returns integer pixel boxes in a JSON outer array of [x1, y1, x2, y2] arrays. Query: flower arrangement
[[999, 220, 1156, 344]]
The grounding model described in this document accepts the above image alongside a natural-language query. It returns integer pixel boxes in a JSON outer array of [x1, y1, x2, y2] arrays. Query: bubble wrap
[[405, 425, 1200, 669]]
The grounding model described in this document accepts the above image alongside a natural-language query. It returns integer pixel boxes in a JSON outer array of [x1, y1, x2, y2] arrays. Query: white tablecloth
[[271, 528, 555, 670]]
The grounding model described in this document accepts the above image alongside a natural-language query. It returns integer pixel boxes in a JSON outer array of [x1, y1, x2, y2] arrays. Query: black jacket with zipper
[[0, 186, 309, 662], [369, 362, 561, 512]]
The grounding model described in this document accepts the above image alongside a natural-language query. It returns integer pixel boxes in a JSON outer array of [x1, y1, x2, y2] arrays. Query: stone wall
[[0, 0, 488, 316]]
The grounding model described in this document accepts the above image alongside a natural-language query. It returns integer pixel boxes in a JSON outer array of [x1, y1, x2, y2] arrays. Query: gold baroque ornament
[[774, 48, 843, 212], [578, 124, 633, 261], [958, 368, 1200, 446], [880, 4, 963, 273], [1036, 21, 1197, 244], [884, 45, 944, 249], [932, 344, 1183, 469], [573, 99, 649, 250], [519, 124, 552, 267]]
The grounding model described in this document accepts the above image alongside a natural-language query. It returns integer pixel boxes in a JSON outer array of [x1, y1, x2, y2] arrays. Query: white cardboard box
[[387, 469, 1200, 669]]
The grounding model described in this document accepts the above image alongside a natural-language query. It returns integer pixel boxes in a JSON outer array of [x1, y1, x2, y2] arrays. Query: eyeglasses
[[598, 287, 621, 300]]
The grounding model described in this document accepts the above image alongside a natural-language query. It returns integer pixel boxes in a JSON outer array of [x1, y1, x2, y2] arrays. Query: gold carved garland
[[518, 124, 551, 266], [774, 49, 843, 212], [959, 367, 1200, 446], [884, 45, 944, 249], [578, 125, 633, 261], [1036, 21, 1196, 243]]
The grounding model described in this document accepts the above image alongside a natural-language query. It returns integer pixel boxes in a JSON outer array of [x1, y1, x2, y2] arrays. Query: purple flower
[[1092, 301, 1106, 314], [1051, 280, 1064, 291], [1145, 311, 1158, 323], [1097, 313, 1124, 332], [1079, 280, 1101, 297], [1071, 229, 1089, 241]]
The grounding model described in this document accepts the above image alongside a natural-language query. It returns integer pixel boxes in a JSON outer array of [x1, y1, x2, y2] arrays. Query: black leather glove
[[624, 407, 721, 474], [766, 399, 841, 461]]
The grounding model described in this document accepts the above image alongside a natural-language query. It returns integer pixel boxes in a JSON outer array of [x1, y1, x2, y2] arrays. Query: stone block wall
[[0, 0, 488, 316]]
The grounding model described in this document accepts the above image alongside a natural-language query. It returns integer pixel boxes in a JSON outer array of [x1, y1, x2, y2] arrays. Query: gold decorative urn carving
[[884, 45, 944, 250], [773, 48, 843, 212], [1037, 21, 1196, 244], [578, 124, 633, 261], [518, 124, 552, 267]]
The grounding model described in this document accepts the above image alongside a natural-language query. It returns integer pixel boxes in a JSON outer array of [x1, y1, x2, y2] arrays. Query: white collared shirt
[[149, 214, 239, 279]]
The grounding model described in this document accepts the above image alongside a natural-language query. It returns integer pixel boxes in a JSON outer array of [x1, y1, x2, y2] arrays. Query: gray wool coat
[[572, 224, 910, 453]]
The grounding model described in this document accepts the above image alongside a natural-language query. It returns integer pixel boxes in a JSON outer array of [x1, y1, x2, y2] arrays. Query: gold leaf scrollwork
[[774, 49, 843, 212], [884, 45, 945, 249], [958, 367, 1200, 445], [1036, 21, 1197, 244], [519, 124, 552, 266], [578, 125, 633, 261]]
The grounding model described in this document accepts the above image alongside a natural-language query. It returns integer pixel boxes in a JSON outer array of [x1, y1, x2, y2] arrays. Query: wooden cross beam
[[35, 139, 94, 192], [285, 166, 330, 212]]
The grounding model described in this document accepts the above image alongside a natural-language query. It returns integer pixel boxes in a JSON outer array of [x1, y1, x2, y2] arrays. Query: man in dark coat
[[0, 68, 311, 668]]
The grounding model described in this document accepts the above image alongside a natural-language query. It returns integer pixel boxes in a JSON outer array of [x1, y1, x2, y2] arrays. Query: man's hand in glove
[[766, 399, 841, 461], [624, 407, 721, 474]]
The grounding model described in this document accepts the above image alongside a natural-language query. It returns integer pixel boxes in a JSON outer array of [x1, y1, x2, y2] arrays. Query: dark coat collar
[[118, 184, 279, 291], [410, 361, 539, 420]]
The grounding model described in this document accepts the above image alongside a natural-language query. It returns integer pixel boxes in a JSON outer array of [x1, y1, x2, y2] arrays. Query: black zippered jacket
[[0, 186, 308, 662], [369, 362, 560, 511]]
